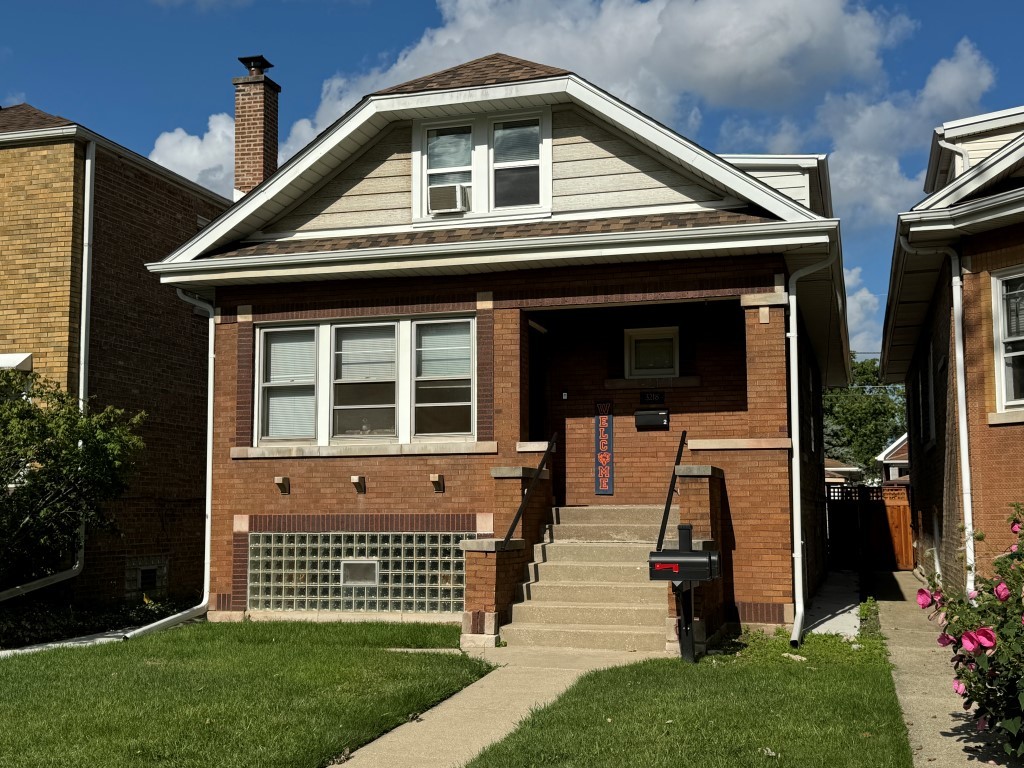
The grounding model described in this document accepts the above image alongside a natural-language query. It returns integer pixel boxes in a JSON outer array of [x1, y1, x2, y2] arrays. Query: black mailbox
[[649, 549, 720, 582], [635, 409, 669, 431]]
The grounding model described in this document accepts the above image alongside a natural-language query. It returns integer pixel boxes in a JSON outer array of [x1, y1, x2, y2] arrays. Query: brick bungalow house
[[150, 54, 848, 649], [882, 105, 1024, 593], [0, 104, 229, 605]]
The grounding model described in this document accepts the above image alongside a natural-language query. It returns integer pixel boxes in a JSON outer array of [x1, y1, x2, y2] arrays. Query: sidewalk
[[872, 570, 1002, 766], [333, 645, 672, 768]]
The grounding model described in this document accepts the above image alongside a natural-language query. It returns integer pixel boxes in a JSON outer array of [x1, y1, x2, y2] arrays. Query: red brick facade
[[206, 255, 821, 626]]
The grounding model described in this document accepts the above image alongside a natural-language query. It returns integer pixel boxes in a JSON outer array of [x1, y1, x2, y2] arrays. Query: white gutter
[[787, 249, 839, 647], [898, 236, 975, 594], [123, 289, 215, 639], [0, 140, 96, 603], [937, 139, 971, 176]]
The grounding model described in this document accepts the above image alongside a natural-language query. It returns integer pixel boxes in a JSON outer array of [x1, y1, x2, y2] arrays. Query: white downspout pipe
[[937, 140, 971, 176], [787, 250, 839, 648], [898, 237, 975, 594], [0, 139, 96, 603], [123, 289, 215, 639]]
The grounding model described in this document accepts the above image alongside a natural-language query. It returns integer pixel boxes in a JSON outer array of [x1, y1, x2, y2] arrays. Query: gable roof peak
[[0, 103, 75, 133], [372, 52, 571, 96]]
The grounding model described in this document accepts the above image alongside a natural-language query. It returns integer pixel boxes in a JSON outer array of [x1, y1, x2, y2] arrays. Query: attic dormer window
[[414, 110, 551, 221]]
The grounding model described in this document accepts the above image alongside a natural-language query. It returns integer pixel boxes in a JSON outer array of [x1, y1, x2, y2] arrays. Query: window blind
[[264, 386, 316, 438], [427, 127, 472, 169], [494, 120, 539, 163], [264, 330, 315, 383], [335, 326, 396, 381], [416, 322, 470, 378]]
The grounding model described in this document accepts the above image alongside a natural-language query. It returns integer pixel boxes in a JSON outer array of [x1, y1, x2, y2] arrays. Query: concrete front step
[[550, 522, 663, 543], [511, 601, 667, 627], [528, 560, 650, 583], [553, 505, 670, 525], [501, 623, 666, 652], [532, 541, 653, 563], [518, 581, 667, 605]]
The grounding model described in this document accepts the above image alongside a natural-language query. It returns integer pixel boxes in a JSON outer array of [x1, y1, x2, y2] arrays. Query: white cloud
[[151, 0, 916, 185], [149, 113, 234, 198], [822, 38, 995, 230], [844, 267, 883, 355]]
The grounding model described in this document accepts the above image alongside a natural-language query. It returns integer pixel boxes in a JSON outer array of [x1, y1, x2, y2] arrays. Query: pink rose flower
[[977, 716, 989, 732], [1013, 544, 1019, 553], [1013, 522, 1021, 534], [1021, 613, 1024, 627], [961, 631, 980, 653], [953, 678, 967, 696], [976, 627, 996, 648], [996, 582, 1011, 601], [917, 588, 933, 609], [937, 633, 954, 647], [969, 590, 979, 600]]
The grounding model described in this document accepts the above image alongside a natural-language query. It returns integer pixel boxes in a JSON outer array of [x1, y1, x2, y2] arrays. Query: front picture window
[[333, 324, 397, 437], [260, 329, 316, 439]]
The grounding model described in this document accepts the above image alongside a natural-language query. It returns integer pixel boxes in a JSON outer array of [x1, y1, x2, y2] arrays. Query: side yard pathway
[[333, 646, 671, 768], [875, 570, 1000, 766]]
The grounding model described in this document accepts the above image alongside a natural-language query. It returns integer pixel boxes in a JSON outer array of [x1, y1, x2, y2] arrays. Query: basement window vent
[[139, 567, 158, 591]]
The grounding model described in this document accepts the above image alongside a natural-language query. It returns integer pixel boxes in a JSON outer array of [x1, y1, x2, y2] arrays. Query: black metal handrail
[[655, 430, 687, 552], [501, 432, 558, 548]]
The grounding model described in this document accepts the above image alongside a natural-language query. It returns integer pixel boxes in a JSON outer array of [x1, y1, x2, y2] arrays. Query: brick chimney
[[233, 55, 280, 199]]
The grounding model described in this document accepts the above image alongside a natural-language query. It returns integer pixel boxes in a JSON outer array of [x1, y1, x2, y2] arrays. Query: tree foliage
[[823, 356, 905, 482], [0, 370, 144, 590]]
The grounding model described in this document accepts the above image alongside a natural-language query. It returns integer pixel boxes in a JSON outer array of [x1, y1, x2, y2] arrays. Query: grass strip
[[468, 631, 911, 768], [0, 621, 490, 768]]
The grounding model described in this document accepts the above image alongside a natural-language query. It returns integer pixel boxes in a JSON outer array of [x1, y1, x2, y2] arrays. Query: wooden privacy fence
[[826, 485, 913, 571]]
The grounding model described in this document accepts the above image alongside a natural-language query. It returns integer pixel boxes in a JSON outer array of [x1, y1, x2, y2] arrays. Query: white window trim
[[624, 326, 679, 379], [255, 317, 476, 448], [411, 109, 552, 223], [992, 268, 1024, 412]]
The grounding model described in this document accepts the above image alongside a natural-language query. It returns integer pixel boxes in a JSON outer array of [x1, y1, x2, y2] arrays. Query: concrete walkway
[[333, 646, 671, 767], [873, 570, 1003, 766]]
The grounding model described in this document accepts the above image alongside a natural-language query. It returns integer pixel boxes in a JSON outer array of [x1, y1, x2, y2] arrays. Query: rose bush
[[921, 503, 1024, 759]]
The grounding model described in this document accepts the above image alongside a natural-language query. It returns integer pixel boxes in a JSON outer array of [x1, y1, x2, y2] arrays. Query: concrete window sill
[[232, 441, 499, 459], [988, 410, 1024, 426]]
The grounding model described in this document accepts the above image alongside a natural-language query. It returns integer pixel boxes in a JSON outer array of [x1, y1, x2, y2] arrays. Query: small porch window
[[624, 327, 679, 379]]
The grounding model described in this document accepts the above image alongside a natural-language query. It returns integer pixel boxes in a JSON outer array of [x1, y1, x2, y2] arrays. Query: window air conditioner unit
[[428, 183, 470, 214]]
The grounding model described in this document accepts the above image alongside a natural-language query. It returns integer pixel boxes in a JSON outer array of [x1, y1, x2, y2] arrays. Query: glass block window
[[247, 532, 475, 613]]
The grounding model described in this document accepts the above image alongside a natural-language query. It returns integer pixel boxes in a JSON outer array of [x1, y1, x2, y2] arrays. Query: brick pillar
[[665, 465, 726, 654], [741, 294, 789, 438], [233, 55, 280, 197]]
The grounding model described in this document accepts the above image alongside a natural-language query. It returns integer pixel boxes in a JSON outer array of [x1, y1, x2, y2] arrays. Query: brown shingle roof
[[0, 104, 74, 133], [373, 53, 570, 96], [206, 210, 770, 260]]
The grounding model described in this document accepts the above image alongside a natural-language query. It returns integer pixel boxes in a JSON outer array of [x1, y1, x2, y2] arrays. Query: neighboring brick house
[[876, 433, 910, 485], [151, 54, 848, 649], [0, 103, 230, 605], [882, 105, 1024, 592]]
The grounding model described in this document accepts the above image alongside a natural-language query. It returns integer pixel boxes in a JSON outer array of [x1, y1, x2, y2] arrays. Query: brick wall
[[209, 255, 798, 622], [0, 141, 82, 388], [75, 144, 227, 604]]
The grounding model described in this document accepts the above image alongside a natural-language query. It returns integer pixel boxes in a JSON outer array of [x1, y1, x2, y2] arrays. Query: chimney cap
[[238, 55, 274, 76]]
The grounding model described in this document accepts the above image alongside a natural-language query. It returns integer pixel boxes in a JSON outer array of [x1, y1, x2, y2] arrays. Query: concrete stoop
[[500, 505, 670, 652]]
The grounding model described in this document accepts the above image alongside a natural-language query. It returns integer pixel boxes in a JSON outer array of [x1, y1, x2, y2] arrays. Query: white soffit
[[0, 352, 33, 371]]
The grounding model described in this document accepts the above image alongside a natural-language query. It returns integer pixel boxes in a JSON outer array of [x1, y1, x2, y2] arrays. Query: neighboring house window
[[414, 111, 551, 220], [995, 273, 1024, 409], [624, 327, 679, 379], [257, 318, 475, 445]]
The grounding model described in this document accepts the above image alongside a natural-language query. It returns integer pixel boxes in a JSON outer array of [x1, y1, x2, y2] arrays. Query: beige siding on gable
[[959, 128, 1024, 169], [744, 170, 810, 208], [267, 124, 412, 232], [551, 109, 723, 213]]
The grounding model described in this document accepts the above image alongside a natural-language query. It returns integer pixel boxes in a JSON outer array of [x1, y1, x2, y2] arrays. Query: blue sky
[[4, 0, 1023, 356]]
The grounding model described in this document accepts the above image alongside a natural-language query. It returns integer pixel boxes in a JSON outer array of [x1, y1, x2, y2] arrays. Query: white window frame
[[256, 326, 319, 444], [255, 317, 476, 447], [411, 109, 551, 223], [992, 268, 1024, 411], [624, 327, 679, 379]]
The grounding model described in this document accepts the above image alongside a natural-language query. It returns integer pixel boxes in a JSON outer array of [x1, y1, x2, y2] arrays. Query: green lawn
[[0, 621, 490, 768], [468, 631, 912, 768]]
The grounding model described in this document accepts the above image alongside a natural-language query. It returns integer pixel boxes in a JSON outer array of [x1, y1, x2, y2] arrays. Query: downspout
[[0, 139, 95, 603], [898, 237, 974, 594], [123, 289, 215, 639], [932, 508, 943, 583], [937, 140, 971, 177], [787, 249, 839, 648]]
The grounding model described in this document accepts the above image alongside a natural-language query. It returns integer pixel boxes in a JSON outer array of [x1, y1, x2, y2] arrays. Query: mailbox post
[[649, 524, 721, 662]]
